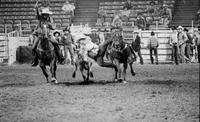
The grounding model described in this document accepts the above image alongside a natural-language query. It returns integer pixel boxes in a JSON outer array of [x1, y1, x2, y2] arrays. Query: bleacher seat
[[0, 0, 76, 33]]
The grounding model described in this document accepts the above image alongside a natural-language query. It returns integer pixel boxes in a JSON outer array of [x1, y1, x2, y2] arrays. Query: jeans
[[179, 43, 188, 63], [172, 44, 179, 65], [150, 47, 158, 64], [64, 44, 74, 61]]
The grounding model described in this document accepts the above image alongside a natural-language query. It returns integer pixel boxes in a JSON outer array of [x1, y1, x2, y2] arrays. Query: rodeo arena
[[0, 0, 200, 121]]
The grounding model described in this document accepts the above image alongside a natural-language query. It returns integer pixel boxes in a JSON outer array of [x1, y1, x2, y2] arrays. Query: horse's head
[[111, 34, 125, 52]]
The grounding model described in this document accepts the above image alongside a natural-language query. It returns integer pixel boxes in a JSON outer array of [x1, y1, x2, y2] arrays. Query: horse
[[106, 33, 136, 83], [36, 35, 58, 84]]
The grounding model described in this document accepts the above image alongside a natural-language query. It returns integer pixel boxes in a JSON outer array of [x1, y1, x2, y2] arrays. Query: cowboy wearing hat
[[177, 25, 189, 63], [31, 2, 64, 66]]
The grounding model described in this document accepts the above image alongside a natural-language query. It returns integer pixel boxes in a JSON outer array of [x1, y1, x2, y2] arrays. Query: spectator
[[184, 28, 193, 61], [193, 29, 200, 63], [123, 0, 132, 10], [146, 1, 156, 17], [111, 11, 123, 28], [62, 0, 75, 17], [177, 26, 189, 63], [169, 26, 179, 65], [160, 4, 172, 25], [98, 8, 106, 23], [136, 13, 146, 30], [147, 31, 159, 64], [61, 27, 74, 65], [132, 32, 144, 64]]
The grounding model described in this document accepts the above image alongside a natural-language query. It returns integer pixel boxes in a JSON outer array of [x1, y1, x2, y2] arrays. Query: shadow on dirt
[[57, 80, 121, 86]]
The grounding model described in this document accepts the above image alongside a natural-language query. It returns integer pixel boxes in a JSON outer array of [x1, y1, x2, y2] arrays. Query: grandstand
[[0, 0, 199, 64]]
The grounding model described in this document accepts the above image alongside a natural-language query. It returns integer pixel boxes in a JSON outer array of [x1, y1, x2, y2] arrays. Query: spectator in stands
[[136, 13, 146, 30], [193, 29, 200, 63], [184, 28, 193, 62], [177, 26, 189, 63], [147, 31, 159, 64], [31, 3, 64, 66], [122, 0, 133, 26], [61, 27, 75, 65], [169, 26, 179, 65], [123, 0, 132, 10], [146, 1, 156, 17], [111, 11, 123, 28], [160, 4, 172, 25], [62, 0, 76, 17], [145, 1, 156, 30], [98, 8, 106, 24], [132, 32, 144, 64]]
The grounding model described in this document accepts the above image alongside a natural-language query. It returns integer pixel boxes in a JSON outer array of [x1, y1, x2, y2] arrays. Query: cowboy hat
[[53, 30, 61, 36], [177, 25, 183, 30], [41, 7, 53, 15], [91, 28, 97, 32]]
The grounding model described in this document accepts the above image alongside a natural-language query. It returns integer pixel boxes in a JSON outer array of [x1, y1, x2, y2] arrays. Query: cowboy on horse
[[31, 0, 64, 66]]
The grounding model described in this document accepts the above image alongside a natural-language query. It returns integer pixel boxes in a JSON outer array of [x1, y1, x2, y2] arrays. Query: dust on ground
[[0, 63, 199, 122]]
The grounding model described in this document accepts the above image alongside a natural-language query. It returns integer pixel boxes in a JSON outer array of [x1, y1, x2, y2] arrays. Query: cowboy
[[78, 28, 120, 71], [132, 32, 144, 64], [193, 29, 200, 63], [147, 31, 159, 64], [169, 26, 179, 65], [177, 25, 189, 63], [61, 27, 75, 65], [31, 4, 64, 66]]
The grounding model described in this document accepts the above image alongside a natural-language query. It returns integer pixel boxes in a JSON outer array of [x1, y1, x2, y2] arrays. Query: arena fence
[[0, 28, 174, 65]]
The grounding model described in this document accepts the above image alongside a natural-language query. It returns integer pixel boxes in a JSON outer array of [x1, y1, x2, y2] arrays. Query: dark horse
[[36, 35, 58, 84], [107, 33, 136, 83]]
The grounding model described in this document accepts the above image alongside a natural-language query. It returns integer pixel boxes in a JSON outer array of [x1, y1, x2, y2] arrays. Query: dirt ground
[[0, 63, 199, 122]]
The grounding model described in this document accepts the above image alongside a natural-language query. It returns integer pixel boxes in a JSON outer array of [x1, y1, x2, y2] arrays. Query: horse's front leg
[[129, 62, 135, 76], [50, 59, 58, 84], [113, 59, 121, 82], [72, 63, 78, 78], [80, 65, 86, 82], [89, 62, 93, 78], [40, 64, 49, 83], [122, 63, 128, 84]]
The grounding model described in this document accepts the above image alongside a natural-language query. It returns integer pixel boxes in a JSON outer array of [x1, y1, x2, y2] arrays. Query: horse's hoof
[[72, 72, 76, 78], [118, 79, 123, 83], [90, 72, 94, 78], [131, 72, 136, 76], [51, 78, 58, 84], [113, 79, 118, 82]]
